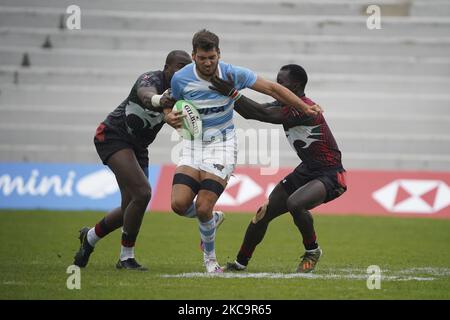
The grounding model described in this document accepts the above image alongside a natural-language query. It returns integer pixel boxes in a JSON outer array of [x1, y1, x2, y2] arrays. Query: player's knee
[[286, 195, 303, 213], [171, 199, 190, 216], [252, 201, 268, 224], [195, 200, 213, 219], [132, 184, 152, 206]]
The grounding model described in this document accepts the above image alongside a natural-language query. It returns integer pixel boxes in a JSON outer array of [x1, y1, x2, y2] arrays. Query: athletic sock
[[86, 218, 111, 247], [291, 209, 319, 251], [87, 228, 100, 247], [198, 216, 216, 259], [236, 244, 254, 266], [235, 221, 267, 266], [303, 232, 318, 251], [120, 231, 136, 261]]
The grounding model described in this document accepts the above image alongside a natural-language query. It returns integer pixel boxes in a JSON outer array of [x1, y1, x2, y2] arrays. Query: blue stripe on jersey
[[202, 107, 234, 128]]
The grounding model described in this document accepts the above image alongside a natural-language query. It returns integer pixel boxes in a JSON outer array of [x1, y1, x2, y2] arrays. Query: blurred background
[[1, 0, 449, 170]]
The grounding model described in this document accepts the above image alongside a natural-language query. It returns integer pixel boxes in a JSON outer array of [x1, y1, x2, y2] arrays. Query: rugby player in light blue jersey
[[168, 29, 322, 273]]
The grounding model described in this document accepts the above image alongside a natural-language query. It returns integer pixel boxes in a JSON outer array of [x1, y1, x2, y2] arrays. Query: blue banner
[[0, 163, 161, 211]]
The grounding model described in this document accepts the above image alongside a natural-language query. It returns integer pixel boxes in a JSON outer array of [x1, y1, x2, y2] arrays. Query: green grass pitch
[[0, 210, 449, 299]]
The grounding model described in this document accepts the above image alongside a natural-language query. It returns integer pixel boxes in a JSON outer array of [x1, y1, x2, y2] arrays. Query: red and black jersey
[[103, 70, 168, 148], [277, 96, 343, 171]]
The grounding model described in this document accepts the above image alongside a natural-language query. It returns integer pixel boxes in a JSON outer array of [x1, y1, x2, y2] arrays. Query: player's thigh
[[287, 179, 327, 211], [171, 165, 201, 208], [107, 148, 151, 198]]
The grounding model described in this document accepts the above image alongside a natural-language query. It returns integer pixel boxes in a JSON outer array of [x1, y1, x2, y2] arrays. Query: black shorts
[[280, 164, 347, 203], [94, 122, 149, 173]]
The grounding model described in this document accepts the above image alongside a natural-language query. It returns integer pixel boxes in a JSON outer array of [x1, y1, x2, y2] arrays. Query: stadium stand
[[1, 0, 449, 170]]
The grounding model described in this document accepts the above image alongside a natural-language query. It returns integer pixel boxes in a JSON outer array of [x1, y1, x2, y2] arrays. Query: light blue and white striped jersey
[[171, 61, 257, 141]]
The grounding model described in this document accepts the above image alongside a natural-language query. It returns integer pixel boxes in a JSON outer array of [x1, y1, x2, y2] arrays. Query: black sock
[[236, 221, 269, 266], [304, 232, 319, 251], [291, 209, 318, 251]]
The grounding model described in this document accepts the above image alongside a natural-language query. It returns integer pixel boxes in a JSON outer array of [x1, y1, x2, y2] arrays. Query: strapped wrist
[[151, 94, 162, 107], [229, 88, 241, 101]]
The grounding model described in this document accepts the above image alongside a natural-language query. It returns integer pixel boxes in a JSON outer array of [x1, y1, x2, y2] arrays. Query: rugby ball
[[172, 100, 202, 140]]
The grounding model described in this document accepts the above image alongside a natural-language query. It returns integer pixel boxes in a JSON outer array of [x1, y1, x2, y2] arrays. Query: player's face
[[192, 48, 220, 78], [276, 69, 297, 93]]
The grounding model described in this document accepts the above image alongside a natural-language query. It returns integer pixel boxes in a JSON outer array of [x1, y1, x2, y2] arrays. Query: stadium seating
[[1, 0, 449, 170]]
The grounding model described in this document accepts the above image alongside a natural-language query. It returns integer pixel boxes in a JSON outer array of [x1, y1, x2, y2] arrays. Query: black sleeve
[[136, 72, 161, 91], [234, 96, 286, 124], [135, 73, 162, 111]]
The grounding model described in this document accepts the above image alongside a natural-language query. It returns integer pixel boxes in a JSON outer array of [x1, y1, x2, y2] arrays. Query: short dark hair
[[280, 64, 308, 90], [165, 50, 190, 65], [192, 29, 219, 52]]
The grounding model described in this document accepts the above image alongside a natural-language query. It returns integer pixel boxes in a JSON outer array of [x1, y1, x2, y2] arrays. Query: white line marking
[[160, 272, 435, 281], [160, 267, 450, 282]]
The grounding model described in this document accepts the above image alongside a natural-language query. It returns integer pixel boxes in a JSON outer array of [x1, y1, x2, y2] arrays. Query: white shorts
[[178, 134, 238, 181]]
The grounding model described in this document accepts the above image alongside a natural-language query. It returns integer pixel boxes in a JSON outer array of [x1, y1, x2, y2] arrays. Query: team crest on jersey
[[286, 125, 322, 149]]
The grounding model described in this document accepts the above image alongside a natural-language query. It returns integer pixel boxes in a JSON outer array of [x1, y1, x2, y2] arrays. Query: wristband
[[151, 94, 162, 107], [229, 88, 241, 101]]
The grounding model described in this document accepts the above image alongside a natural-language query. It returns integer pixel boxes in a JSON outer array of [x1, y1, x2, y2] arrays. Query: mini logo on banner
[[0, 164, 160, 211], [217, 174, 263, 206], [372, 179, 450, 214]]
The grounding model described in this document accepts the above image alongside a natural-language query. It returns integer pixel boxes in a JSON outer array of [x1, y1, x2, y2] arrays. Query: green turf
[[0, 210, 449, 299]]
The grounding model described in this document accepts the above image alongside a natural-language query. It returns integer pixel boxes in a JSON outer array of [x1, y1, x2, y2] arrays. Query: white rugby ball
[[172, 100, 202, 140]]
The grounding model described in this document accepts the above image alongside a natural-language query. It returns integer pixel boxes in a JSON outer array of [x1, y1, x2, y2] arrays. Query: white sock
[[198, 216, 216, 260], [87, 227, 101, 247], [120, 246, 135, 261]]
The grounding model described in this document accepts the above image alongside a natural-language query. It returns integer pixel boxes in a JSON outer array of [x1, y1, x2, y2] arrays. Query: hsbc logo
[[372, 179, 450, 214]]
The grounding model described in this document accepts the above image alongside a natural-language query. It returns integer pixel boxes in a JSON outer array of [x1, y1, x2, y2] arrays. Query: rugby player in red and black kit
[[73, 50, 191, 270], [210, 64, 347, 273]]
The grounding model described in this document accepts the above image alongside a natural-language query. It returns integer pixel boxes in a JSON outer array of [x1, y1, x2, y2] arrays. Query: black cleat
[[297, 247, 322, 273], [73, 227, 94, 268], [116, 258, 148, 271], [225, 261, 246, 272]]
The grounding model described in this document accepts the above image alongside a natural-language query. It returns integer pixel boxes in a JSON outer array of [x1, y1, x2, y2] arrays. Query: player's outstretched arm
[[235, 97, 285, 124], [210, 75, 284, 124], [137, 86, 184, 129], [250, 76, 322, 116], [137, 87, 176, 111]]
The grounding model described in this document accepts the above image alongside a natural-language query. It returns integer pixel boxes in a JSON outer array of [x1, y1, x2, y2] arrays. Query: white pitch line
[[160, 267, 450, 281], [160, 272, 435, 281]]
